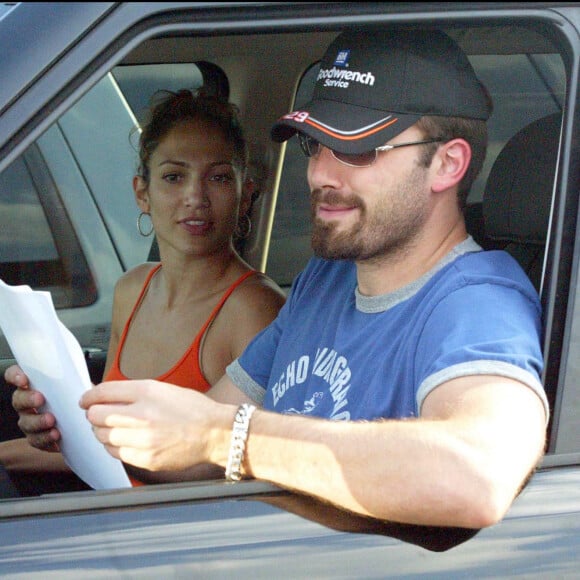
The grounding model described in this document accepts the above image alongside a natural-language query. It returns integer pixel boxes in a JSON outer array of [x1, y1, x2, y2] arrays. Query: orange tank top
[[105, 265, 257, 392]]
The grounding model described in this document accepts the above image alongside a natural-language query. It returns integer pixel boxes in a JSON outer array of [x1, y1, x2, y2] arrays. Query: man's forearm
[[126, 462, 225, 484], [232, 378, 546, 528], [239, 411, 480, 526]]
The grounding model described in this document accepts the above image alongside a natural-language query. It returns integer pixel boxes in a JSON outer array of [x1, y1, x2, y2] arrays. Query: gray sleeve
[[417, 360, 549, 423], [226, 359, 266, 406]]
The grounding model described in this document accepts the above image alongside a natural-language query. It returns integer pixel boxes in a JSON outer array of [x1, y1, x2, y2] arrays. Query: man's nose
[[307, 146, 345, 191]]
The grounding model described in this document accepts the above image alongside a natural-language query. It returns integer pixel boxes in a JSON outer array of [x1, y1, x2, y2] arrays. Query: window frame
[[0, 0, 578, 506]]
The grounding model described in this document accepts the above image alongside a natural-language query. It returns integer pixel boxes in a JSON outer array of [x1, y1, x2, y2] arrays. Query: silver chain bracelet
[[225, 403, 257, 482]]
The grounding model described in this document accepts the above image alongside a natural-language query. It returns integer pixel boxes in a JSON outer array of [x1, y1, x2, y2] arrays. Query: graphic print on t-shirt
[[271, 347, 351, 420]]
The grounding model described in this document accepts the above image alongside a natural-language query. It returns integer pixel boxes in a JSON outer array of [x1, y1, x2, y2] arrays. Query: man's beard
[[310, 170, 429, 262]]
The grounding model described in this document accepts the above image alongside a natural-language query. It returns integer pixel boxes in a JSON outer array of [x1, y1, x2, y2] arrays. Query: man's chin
[[312, 237, 356, 261]]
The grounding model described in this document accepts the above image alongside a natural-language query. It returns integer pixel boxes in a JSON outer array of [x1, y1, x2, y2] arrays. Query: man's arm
[[240, 375, 546, 528], [206, 374, 257, 405], [81, 373, 546, 528]]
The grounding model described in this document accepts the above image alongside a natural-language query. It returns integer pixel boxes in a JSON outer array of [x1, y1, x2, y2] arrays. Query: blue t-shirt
[[227, 238, 547, 420]]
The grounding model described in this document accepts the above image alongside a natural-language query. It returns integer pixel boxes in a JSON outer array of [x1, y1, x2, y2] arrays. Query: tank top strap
[[195, 269, 258, 339], [108, 264, 162, 379], [175, 269, 259, 392]]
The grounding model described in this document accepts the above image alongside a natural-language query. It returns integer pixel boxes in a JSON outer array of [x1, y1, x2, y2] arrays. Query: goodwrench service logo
[[316, 48, 376, 88]]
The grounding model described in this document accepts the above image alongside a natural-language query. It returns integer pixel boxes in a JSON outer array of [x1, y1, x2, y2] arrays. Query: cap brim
[[271, 98, 421, 154]]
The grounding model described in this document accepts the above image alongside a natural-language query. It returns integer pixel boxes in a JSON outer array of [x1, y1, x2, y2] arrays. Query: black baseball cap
[[271, 29, 492, 154]]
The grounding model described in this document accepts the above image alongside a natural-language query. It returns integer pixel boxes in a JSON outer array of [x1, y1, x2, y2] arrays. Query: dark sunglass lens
[[333, 150, 377, 167], [298, 134, 320, 158]]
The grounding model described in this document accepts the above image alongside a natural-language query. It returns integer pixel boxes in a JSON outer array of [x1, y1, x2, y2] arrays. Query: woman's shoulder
[[114, 262, 160, 306], [116, 262, 160, 290], [224, 269, 286, 321], [238, 270, 286, 305], [214, 270, 285, 357]]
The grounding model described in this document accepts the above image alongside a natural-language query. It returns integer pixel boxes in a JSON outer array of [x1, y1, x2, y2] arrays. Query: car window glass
[[112, 63, 205, 123], [0, 156, 57, 262], [112, 62, 229, 124], [0, 146, 95, 309], [266, 63, 318, 288]]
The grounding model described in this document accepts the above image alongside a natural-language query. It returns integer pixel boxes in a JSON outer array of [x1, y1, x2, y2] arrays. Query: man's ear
[[431, 139, 472, 193], [133, 175, 150, 212]]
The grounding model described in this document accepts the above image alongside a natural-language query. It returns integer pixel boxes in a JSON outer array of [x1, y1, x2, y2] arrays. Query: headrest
[[484, 112, 561, 245]]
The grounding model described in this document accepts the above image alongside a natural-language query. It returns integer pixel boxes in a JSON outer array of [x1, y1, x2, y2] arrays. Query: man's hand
[[5, 365, 61, 451], [80, 379, 237, 472]]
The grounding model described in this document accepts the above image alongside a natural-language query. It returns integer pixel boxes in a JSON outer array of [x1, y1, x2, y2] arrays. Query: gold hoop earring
[[137, 212, 154, 237], [234, 214, 252, 240]]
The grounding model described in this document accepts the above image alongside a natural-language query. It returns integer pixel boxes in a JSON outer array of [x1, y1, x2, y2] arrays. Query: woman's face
[[135, 118, 250, 258]]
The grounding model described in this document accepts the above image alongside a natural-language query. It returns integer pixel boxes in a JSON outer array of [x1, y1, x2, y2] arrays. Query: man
[[8, 29, 547, 528]]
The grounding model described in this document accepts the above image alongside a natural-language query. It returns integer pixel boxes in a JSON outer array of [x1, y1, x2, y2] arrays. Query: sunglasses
[[298, 133, 444, 168]]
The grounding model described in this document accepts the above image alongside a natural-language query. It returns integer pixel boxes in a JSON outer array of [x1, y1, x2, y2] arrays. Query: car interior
[[0, 16, 570, 496], [466, 112, 560, 294], [114, 24, 564, 282]]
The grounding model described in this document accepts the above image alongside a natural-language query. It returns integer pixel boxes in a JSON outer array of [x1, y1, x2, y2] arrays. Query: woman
[[2, 89, 286, 490]]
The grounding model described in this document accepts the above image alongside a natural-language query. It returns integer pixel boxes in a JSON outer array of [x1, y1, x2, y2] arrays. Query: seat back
[[467, 112, 561, 292]]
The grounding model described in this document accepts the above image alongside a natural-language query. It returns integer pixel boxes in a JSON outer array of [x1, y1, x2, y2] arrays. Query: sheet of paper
[[0, 279, 131, 490]]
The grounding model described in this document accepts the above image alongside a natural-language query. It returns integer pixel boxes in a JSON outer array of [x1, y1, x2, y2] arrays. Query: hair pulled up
[[135, 88, 248, 183]]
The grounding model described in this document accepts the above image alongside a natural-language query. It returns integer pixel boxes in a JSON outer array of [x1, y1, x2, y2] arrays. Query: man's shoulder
[[454, 248, 531, 279], [445, 248, 540, 302]]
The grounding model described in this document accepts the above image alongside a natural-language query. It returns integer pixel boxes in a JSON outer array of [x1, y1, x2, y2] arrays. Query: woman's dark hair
[[135, 88, 249, 183]]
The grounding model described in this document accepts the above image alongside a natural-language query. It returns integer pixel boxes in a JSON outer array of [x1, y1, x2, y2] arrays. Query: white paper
[[0, 279, 131, 490]]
